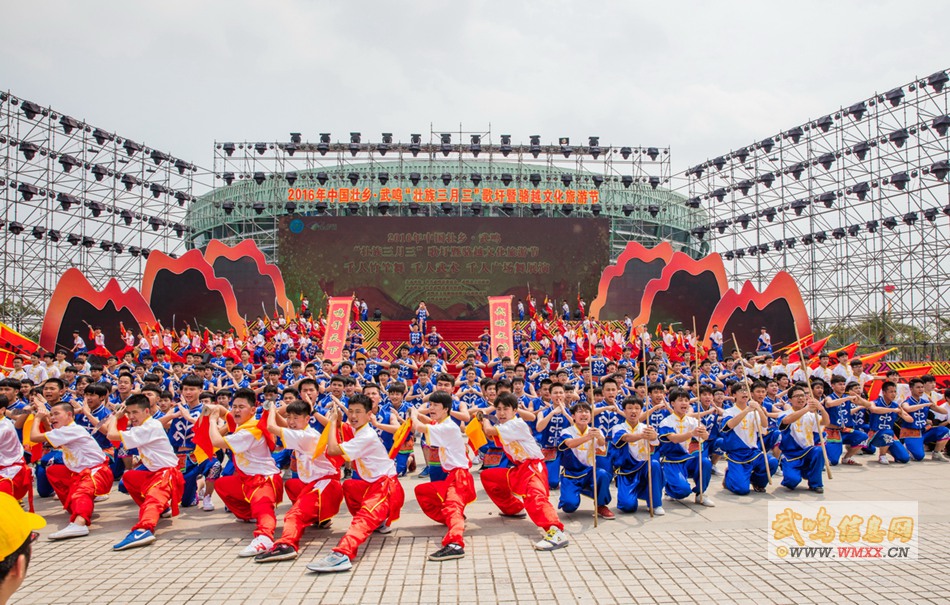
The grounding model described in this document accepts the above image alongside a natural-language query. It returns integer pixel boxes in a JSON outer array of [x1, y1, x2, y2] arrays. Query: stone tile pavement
[[13, 457, 950, 604]]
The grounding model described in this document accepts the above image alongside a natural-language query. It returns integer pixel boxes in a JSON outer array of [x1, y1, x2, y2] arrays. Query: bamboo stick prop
[[732, 332, 773, 485], [690, 351, 706, 505], [641, 338, 655, 518], [794, 324, 833, 480], [587, 326, 598, 528]]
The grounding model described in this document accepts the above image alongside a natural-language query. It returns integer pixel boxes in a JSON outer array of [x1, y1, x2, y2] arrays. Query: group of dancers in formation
[[2, 315, 948, 575]]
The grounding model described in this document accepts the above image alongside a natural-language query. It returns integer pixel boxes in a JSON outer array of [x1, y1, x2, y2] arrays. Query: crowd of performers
[[2, 304, 949, 575]]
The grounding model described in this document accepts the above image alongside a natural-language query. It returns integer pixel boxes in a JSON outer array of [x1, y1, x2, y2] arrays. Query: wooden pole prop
[[732, 333, 773, 485], [794, 324, 833, 480], [640, 333, 655, 517], [587, 329, 598, 527]]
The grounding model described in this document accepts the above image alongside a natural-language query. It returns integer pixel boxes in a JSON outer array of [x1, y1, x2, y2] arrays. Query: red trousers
[[46, 463, 114, 524], [480, 460, 563, 531], [334, 476, 405, 560], [415, 467, 476, 547], [215, 470, 283, 539], [275, 476, 343, 550], [121, 467, 185, 532], [0, 463, 33, 511]]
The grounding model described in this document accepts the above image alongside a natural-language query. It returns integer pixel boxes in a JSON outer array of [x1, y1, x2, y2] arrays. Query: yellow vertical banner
[[488, 296, 514, 361], [322, 297, 353, 363]]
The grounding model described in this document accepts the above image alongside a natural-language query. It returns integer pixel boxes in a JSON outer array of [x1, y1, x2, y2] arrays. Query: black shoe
[[753, 485, 767, 493], [254, 543, 298, 563], [429, 543, 465, 562], [499, 511, 527, 519], [312, 519, 332, 529], [810, 486, 824, 494]]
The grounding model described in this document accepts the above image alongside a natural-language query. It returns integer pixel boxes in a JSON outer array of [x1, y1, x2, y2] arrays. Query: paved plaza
[[15, 456, 950, 605]]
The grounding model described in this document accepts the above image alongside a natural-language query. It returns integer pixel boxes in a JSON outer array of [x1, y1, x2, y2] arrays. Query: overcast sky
[[3, 0, 948, 192]]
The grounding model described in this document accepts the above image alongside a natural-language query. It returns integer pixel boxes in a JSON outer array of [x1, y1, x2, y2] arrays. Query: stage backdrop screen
[[278, 216, 611, 320]]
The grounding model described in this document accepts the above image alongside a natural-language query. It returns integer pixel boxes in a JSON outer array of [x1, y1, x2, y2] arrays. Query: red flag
[[192, 416, 216, 464], [256, 409, 277, 451], [110, 416, 129, 448], [388, 419, 413, 459], [526, 295, 536, 317], [119, 322, 127, 338], [577, 294, 585, 320], [88, 326, 96, 341], [655, 323, 662, 337]]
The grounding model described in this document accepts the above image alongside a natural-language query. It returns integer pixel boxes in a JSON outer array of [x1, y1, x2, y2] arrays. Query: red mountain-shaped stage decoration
[[589, 242, 675, 321], [704, 271, 811, 356], [40, 268, 157, 354], [140, 249, 245, 334], [203, 239, 296, 321], [632, 252, 729, 334]]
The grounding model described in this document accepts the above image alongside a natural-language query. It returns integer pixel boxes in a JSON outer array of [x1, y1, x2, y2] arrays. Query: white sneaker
[[533, 527, 569, 551], [375, 521, 393, 535], [49, 522, 89, 540], [710, 466, 723, 477], [239, 535, 274, 558], [878, 456, 889, 465], [94, 494, 109, 502], [932, 452, 950, 462], [652, 506, 666, 516], [202, 494, 215, 511], [695, 494, 716, 507]]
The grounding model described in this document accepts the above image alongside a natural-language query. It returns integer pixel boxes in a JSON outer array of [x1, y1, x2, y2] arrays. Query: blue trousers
[[558, 467, 612, 511], [903, 426, 950, 461], [544, 456, 561, 489], [616, 460, 662, 513], [868, 431, 909, 463], [825, 429, 868, 465], [662, 453, 711, 500], [780, 447, 824, 490], [723, 450, 778, 495], [181, 457, 218, 506]]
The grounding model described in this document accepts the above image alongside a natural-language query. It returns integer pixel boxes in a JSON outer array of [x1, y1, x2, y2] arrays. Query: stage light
[[223, 172, 235, 185], [790, 162, 806, 180], [561, 204, 573, 215], [866, 220, 878, 233], [91, 128, 113, 145], [284, 143, 297, 156], [441, 173, 452, 186], [88, 202, 104, 218], [847, 224, 861, 236], [619, 146, 631, 160], [349, 132, 361, 156], [561, 174, 573, 187], [711, 188, 727, 203], [124, 139, 143, 157], [469, 134, 481, 157], [759, 138, 774, 153], [316, 172, 329, 185], [120, 174, 136, 190], [377, 202, 389, 215], [318, 133, 330, 155], [561, 140, 573, 158], [622, 205, 634, 217], [622, 176, 634, 189], [791, 199, 808, 216], [786, 126, 803, 144], [7, 222, 24, 235], [924, 208, 938, 222], [648, 205, 660, 218], [686, 196, 700, 208], [592, 175, 604, 189], [17, 183, 39, 201], [713, 156, 726, 171], [409, 172, 421, 186], [928, 70, 948, 92], [883, 217, 898, 230], [470, 173, 482, 186], [588, 137, 601, 159], [440, 133, 452, 157], [120, 209, 133, 225], [931, 160, 949, 180], [222, 142, 235, 156], [851, 141, 871, 161], [285, 201, 297, 214], [409, 134, 421, 156], [847, 102, 867, 121], [585, 203, 600, 216], [735, 249, 745, 259], [884, 87, 904, 107], [79, 236, 93, 248], [818, 192, 836, 208], [253, 172, 266, 185], [501, 202, 515, 215], [285, 172, 298, 186], [66, 233, 81, 246], [57, 193, 78, 211], [649, 176, 660, 190], [738, 180, 754, 195], [290, 132, 302, 144], [687, 165, 704, 179], [151, 150, 170, 165], [48, 229, 60, 242], [888, 129, 910, 148], [647, 147, 660, 161], [759, 173, 775, 188], [529, 173, 541, 188], [348, 201, 359, 214], [500, 134, 512, 157], [933, 115, 950, 136], [733, 147, 749, 163], [691, 226, 707, 240], [531, 203, 543, 216], [347, 172, 359, 186], [785, 238, 796, 249], [802, 234, 814, 245], [889, 171, 910, 190], [60, 115, 81, 134], [377, 172, 389, 185], [129, 245, 141, 257], [818, 153, 836, 170], [816, 115, 834, 133], [724, 251, 735, 261], [737, 213, 751, 229], [441, 202, 453, 215], [91, 165, 108, 182], [113, 243, 124, 254], [715, 220, 728, 234], [252, 202, 265, 215], [18, 142, 38, 161], [148, 216, 164, 230], [902, 212, 918, 225], [814, 231, 827, 243], [378, 133, 392, 155], [500, 173, 513, 186], [408, 202, 420, 215], [141, 248, 151, 259], [471, 202, 482, 216], [773, 240, 784, 251], [851, 182, 870, 200], [100, 240, 113, 252], [530, 135, 541, 158], [150, 183, 167, 198], [764, 208, 777, 222]]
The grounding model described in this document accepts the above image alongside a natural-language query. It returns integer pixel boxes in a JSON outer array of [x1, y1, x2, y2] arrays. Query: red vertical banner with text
[[322, 297, 353, 364], [488, 296, 514, 360]]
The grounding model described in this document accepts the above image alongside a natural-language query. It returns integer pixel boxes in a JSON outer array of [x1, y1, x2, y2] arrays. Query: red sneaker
[[597, 506, 616, 520]]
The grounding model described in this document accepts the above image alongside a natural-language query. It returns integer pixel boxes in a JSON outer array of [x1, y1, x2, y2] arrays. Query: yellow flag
[[312, 424, 331, 460], [465, 417, 488, 451]]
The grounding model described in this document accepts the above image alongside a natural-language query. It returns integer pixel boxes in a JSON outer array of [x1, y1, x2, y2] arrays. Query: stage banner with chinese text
[[488, 296, 514, 360], [322, 297, 353, 363]]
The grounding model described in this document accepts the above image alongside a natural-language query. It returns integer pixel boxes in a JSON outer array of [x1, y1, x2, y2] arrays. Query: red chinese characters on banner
[[287, 187, 600, 205], [488, 296, 514, 360], [322, 297, 353, 363]]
